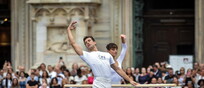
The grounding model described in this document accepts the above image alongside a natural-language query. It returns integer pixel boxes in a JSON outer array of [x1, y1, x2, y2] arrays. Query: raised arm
[[117, 34, 127, 63], [111, 63, 138, 86], [67, 21, 83, 55]]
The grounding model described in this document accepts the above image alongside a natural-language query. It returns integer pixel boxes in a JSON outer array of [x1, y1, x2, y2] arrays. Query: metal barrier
[[64, 84, 177, 87]]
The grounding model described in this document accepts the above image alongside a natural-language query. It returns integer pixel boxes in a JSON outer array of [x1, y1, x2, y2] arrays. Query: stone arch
[[35, 8, 51, 17], [69, 8, 85, 17], [52, 8, 67, 16]]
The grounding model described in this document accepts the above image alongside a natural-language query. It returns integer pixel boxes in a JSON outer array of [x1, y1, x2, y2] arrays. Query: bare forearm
[[115, 67, 132, 82], [66, 22, 83, 55], [67, 29, 75, 46]]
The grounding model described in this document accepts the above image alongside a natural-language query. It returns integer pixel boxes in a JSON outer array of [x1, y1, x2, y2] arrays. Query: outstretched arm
[[67, 21, 83, 55], [117, 34, 127, 64], [111, 63, 138, 86]]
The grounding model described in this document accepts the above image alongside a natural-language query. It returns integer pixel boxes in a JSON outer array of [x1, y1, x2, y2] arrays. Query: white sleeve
[[117, 43, 127, 64], [109, 54, 115, 65], [79, 51, 88, 61]]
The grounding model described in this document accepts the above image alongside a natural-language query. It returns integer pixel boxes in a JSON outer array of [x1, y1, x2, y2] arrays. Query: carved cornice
[[27, 0, 101, 4]]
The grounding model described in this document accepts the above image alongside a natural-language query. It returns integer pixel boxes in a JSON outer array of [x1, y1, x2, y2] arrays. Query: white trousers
[[93, 77, 111, 88]]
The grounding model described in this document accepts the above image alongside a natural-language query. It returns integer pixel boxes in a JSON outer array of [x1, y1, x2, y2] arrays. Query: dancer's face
[[84, 38, 96, 49], [108, 48, 117, 58]]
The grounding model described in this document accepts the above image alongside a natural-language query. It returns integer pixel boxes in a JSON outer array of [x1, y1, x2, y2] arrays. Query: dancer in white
[[106, 34, 127, 84], [66, 21, 138, 88]]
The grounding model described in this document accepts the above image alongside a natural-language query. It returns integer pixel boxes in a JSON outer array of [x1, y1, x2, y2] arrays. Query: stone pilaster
[[195, 0, 204, 63]]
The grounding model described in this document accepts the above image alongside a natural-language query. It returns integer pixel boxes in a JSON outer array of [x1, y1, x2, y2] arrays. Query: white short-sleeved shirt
[[80, 51, 115, 78], [111, 43, 127, 84]]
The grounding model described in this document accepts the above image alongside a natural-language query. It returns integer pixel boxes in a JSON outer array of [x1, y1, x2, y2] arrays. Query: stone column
[[11, 0, 31, 71], [121, 0, 133, 68], [195, 0, 204, 63]]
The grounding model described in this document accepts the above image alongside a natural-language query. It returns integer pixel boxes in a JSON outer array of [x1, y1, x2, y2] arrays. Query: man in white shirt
[[106, 34, 127, 84], [66, 21, 138, 88]]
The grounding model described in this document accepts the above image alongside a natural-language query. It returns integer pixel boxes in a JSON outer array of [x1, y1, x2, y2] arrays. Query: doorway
[[0, 0, 11, 69], [142, 0, 195, 66]]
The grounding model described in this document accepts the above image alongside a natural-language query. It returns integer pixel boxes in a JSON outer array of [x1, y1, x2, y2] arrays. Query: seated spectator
[[26, 73, 38, 88], [2, 73, 12, 88], [50, 77, 61, 88], [19, 71, 26, 88], [12, 78, 19, 88]]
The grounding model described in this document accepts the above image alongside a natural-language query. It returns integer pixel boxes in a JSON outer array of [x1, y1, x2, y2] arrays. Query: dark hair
[[83, 36, 95, 42], [50, 77, 58, 86], [77, 68, 82, 78], [198, 79, 204, 85], [12, 78, 19, 87], [106, 43, 118, 50], [63, 69, 71, 77], [42, 71, 49, 78], [152, 65, 158, 68]]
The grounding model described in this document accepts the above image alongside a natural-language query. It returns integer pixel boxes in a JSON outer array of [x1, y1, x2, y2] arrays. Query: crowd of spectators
[[0, 59, 204, 88]]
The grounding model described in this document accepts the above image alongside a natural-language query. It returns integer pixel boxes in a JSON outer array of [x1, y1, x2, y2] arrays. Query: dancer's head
[[83, 36, 96, 50], [106, 43, 118, 58]]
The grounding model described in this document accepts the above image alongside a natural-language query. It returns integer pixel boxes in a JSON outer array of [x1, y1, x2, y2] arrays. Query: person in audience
[[11, 78, 19, 88], [39, 71, 51, 85], [74, 68, 87, 84], [177, 67, 185, 86], [161, 71, 167, 81], [147, 69, 157, 83], [124, 67, 135, 84], [153, 65, 162, 78], [26, 73, 38, 88], [70, 63, 78, 76], [47, 65, 56, 79], [164, 68, 176, 83], [2, 73, 12, 88], [151, 77, 157, 84], [134, 67, 140, 82], [39, 78, 49, 88], [183, 69, 195, 87], [157, 77, 163, 84], [138, 67, 149, 84], [198, 79, 204, 88], [39, 63, 47, 76], [50, 77, 61, 88], [61, 77, 69, 88], [19, 71, 26, 88]]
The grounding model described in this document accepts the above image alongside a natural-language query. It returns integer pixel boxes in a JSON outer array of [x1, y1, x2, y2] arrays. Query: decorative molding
[[27, 0, 101, 4]]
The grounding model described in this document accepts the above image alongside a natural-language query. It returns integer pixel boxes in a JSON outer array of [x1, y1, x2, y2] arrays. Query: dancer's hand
[[120, 34, 126, 43], [130, 80, 139, 86], [68, 21, 77, 30]]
